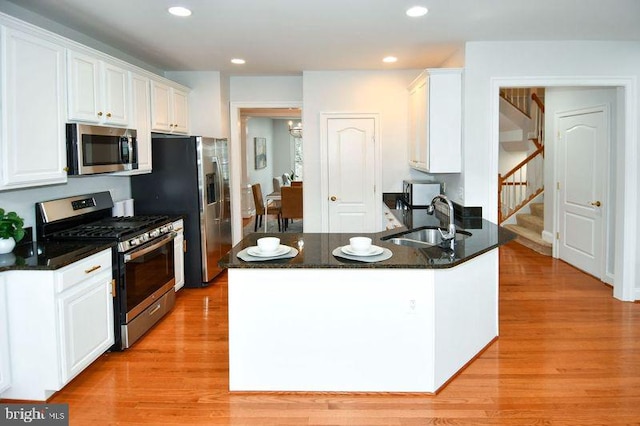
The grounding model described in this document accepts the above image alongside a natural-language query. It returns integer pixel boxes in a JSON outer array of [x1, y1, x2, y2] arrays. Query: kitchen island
[[219, 216, 514, 393]]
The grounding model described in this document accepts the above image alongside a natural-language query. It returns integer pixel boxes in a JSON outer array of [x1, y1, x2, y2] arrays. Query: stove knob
[[150, 229, 160, 238], [130, 238, 139, 246]]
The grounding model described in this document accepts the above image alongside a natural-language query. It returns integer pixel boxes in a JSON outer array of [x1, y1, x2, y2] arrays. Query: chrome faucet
[[426, 195, 456, 249]]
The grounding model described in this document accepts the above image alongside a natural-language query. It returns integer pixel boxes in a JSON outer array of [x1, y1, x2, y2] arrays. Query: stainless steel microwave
[[66, 123, 138, 175], [402, 180, 442, 208]]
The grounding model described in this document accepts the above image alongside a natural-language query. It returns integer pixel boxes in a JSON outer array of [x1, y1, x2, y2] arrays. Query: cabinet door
[[67, 50, 101, 123], [172, 88, 189, 134], [426, 70, 462, 173], [174, 226, 185, 291], [0, 275, 11, 393], [407, 75, 428, 170], [1, 27, 67, 188], [58, 274, 114, 384], [102, 62, 129, 126], [150, 80, 171, 132], [131, 74, 152, 172]]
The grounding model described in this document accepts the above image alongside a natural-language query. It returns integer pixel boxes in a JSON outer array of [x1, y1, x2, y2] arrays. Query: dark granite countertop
[[220, 212, 516, 270], [0, 241, 115, 272]]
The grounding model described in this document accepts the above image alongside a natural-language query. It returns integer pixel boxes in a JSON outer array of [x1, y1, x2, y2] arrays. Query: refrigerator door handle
[[216, 157, 224, 220]]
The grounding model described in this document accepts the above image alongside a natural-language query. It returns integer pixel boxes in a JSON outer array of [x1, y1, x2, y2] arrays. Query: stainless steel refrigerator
[[131, 136, 231, 287]]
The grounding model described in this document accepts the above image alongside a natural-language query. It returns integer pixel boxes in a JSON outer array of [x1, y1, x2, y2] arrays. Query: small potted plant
[[0, 208, 25, 254]]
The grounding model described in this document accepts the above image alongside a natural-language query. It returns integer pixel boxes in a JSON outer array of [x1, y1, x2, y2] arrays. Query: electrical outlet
[[407, 299, 417, 314]]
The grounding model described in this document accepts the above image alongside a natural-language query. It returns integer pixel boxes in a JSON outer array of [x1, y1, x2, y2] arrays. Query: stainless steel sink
[[381, 226, 471, 249]]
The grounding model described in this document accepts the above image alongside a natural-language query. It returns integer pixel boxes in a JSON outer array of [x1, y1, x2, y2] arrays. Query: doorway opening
[[491, 77, 636, 301], [229, 104, 302, 240]]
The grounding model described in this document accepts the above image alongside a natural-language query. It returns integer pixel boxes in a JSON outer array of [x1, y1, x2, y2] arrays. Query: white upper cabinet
[[151, 80, 189, 134], [0, 26, 67, 190], [130, 73, 152, 173], [408, 68, 462, 173], [67, 50, 130, 126]]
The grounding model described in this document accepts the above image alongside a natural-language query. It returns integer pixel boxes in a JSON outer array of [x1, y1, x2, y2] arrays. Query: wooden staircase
[[503, 202, 552, 256]]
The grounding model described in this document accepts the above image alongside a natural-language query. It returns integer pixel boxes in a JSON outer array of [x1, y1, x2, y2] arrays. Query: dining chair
[[273, 177, 283, 192], [251, 183, 281, 232], [281, 186, 303, 231]]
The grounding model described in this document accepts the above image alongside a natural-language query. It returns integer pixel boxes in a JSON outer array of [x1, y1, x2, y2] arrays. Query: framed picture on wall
[[254, 137, 267, 169]]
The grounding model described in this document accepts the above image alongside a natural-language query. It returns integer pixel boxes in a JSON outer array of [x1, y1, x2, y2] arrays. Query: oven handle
[[124, 232, 176, 262]]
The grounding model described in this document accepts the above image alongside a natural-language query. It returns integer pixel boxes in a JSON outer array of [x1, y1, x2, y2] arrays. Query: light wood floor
[[44, 242, 640, 425]]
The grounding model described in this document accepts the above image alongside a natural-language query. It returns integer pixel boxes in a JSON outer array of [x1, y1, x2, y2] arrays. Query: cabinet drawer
[[56, 250, 112, 293]]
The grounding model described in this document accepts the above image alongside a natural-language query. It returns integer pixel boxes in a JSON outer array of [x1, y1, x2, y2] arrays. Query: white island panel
[[433, 249, 498, 388], [229, 268, 436, 392], [228, 248, 499, 393]]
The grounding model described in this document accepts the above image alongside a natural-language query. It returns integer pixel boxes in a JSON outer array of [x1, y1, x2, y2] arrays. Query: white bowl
[[257, 237, 280, 254], [349, 237, 372, 254]]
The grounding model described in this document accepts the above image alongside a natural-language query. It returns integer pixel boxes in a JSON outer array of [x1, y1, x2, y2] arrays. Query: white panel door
[[327, 117, 377, 233], [557, 110, 606, 278]]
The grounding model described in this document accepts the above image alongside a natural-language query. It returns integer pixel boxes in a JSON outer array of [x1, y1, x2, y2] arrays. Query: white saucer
[[247, 245, 291, 258], [341, 245, 384, 257]]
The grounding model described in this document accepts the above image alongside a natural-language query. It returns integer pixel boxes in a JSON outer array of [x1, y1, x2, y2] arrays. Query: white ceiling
[[7, 0, 640, 75]]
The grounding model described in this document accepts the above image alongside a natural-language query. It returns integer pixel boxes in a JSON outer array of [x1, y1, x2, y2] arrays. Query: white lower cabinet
[[1, 249, 114, 401], [0, 274, 11, 394], [173, 219, 185, 291]]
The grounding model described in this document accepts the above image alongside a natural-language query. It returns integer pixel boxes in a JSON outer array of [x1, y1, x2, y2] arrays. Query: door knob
[[590, 201, 601, 207], [330, 196, 337, 201]]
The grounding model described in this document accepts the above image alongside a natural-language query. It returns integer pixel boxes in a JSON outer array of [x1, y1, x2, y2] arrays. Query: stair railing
[[500, 88, 531, 117], [498, 91, 545, 223]]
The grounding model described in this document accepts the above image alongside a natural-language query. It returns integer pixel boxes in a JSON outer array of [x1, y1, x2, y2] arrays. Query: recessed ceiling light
[[231, 58, 246, 65], [168, 6, 192, 17], [406, 6, 428, 17], [383, 56, 398, 63]]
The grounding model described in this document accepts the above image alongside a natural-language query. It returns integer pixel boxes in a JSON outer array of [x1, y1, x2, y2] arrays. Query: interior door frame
[[554, 105, 609, 281], [319, 112, 381, 232], [229, 101, 302, 245], [489, 77, 637, 301]]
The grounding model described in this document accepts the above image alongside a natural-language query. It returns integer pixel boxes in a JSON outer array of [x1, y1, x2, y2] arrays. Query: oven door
[[123, 232, 176, 322]]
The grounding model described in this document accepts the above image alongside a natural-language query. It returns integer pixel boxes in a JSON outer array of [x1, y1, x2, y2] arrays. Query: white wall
[[302, 70, 421, 231], [230, 76, 303, 102], [246, 117, 275, 197], [273, 120, 293, 179], [0, 176, 131, 237], [462, 40, 640, 300]]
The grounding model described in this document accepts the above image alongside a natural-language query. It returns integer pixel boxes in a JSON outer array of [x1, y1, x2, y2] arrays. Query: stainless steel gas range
[[36, 192, 177, 350]]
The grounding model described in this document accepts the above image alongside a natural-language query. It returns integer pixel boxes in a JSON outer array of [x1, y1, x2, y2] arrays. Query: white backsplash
[[1, 176, 131, 236]]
